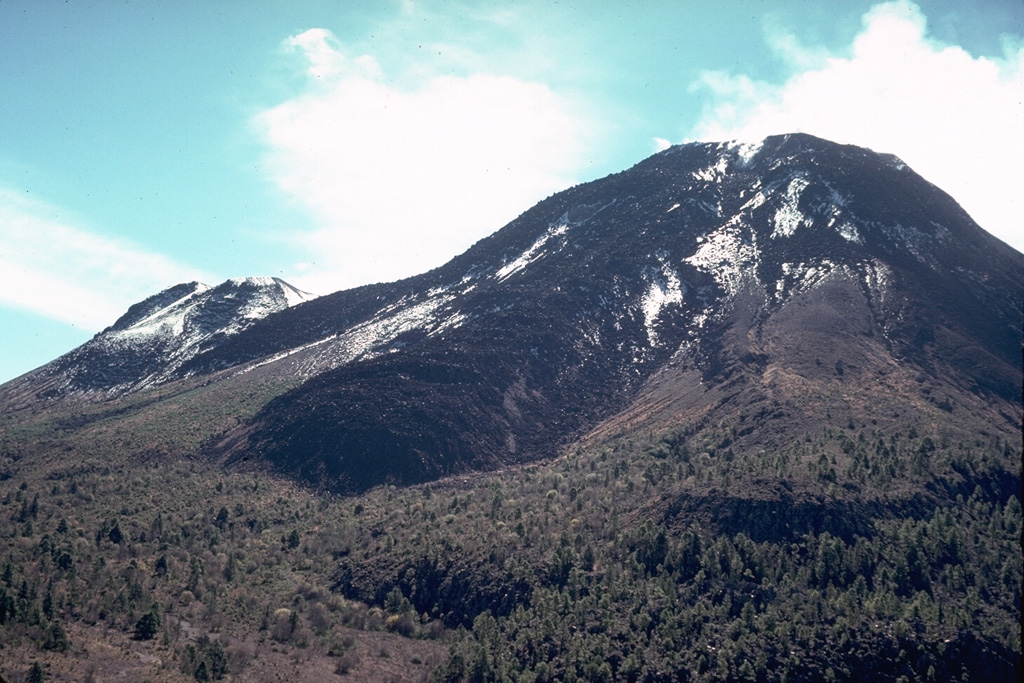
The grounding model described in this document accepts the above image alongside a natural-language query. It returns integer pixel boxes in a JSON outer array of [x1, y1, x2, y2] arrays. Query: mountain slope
[[203, 134, 1022, 492], [1, 134, 1019, 496]]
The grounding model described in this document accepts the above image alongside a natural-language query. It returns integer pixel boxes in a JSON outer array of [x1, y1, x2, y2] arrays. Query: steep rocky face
[[205, 134, 1022, 492], [0, 277, 315, 406]]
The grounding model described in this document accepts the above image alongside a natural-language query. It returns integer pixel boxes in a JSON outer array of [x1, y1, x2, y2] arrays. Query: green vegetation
[[0, 400, 1019, 681], [336, 426, 1021, 681], [0, 415, 445, 680]]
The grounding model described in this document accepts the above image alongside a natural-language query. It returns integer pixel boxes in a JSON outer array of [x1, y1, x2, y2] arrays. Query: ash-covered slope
[[205, 133, 1022, 493], [0, 277, 315, 406]]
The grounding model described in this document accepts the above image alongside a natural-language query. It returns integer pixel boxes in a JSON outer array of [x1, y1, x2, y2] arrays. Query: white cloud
[[0, 188, 215, 330], [686, 0, 1024, 252], [254, 28, 593, 292], [654, 137, 673, 152]]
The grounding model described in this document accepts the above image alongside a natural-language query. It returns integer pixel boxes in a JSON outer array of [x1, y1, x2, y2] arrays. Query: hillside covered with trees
[[1, 400, 1019, 681]]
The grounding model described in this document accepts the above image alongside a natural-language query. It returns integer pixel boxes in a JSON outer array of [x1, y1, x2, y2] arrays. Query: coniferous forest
[[1, 398, 1019, 681]]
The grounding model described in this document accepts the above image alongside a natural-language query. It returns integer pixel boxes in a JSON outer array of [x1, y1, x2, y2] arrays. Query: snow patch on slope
[[224, 279, 317, 334], [287, 290, 470, 376], [685, 226, 757, 297], [693, 153, 730, 183], [495, 223, 569, 281], [775, 261, 842, 299], [640, 258, 685, 345], [741, 191, 766, 212], [772, 176, 810, 238], [337, 295, 453, 359], [834, 222, 862, 243], [730, 140, 764, 166], [111, 285, 211, 339], [775, 260, 891, 303], [860, 260, 892, 303]]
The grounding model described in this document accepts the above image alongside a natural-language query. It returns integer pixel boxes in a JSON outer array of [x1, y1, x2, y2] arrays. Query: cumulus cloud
[[687, 0, 1024, 251], [254, 28, 593, 292], [0, 188, 215, 330]]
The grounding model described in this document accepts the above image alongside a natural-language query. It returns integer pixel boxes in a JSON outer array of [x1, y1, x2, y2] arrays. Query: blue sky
[[1, 0, 1021, 383]]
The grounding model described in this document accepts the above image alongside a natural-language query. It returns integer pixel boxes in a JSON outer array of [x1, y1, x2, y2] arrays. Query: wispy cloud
[[253, 27, 595, 293], [686, 0, 1024, 251], [0, 188, 215, 330]]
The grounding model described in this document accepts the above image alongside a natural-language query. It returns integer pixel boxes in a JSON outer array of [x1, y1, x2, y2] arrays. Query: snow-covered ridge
[[52, 277, 318, 395], [229, 276, 316, 308], [109, 277, 315, 340]]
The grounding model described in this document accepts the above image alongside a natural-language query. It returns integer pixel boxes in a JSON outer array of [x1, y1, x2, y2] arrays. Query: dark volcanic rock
[[208, 134, 1022, 493], [3, 134, 1019, 493]]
